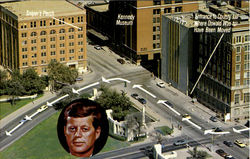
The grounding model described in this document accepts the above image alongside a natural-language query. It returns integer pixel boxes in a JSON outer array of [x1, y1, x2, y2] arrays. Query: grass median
[[0, 111, 130, 159]]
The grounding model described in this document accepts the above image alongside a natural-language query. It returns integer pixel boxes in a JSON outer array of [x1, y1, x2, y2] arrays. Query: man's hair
[[57, 98, 109, 155]]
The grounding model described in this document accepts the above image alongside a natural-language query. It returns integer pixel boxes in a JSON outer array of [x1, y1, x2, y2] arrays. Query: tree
[[22, 68, 46, 95], [0, 70, 8, 95], [95, 85, 133, 121], [7, 79, 24, 105], [48, 60, 78, 91], [188, 146, 211, 159]]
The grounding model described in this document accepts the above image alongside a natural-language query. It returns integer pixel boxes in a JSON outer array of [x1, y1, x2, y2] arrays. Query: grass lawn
[[155, 126, 173, 136], [0, 94, 43, 119], [0, 111, 130, 159]]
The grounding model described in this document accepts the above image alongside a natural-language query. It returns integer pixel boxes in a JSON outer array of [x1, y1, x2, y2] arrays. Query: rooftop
[[87, 4, 109, 12], [1, 1, 85, 20]]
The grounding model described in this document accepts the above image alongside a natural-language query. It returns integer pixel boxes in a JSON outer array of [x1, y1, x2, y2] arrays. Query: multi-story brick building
[[162, 4, 249, 121], [0, 1, 87, 75], [85, 0, 200, 76]]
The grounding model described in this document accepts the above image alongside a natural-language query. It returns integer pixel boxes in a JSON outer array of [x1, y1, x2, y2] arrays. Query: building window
[[245, 53, 250, 61], [22, 54, 28, 59], [31, 32, 37, 36], [41, 52, 46, 56], [50, 30, 56, 34], [50, 37, 56, 41], [244, 79, 250, 86], [235, 94, 240, 104], [81, 16, 83, 22], [175, 7, 182, 12], [50, 44, 56, 48], [31, 46, 37, 51], [79, 48, 84, 52], [153, 0, 161, 5], [60, 36, 65, 40], [41, 45, 46, 50], [69, 28, 74, 32], [78, 41, 83, 45], [59, 29, 65, 33], [32, 61, 37, 65], [236, 46, 241, 53], [51, 51, 56, 55], [40, 31, 46, 35], [245, 63, 250, 70], [42, 68, 47, 73], [22, 62, 28, 66], [244, 45, 250, 52], [164, 8, 171, 13], [236, 55, 241, 62], [244, 93, 250, 103], [78, 34, 83, 38], [235, 72, 240, 80], [79, 55, 83, 59], [236, 36, 241, 43], [22, 48, 27, 52], [175, 0, 183, 3], [69, 35, 74, 39], [78, 27, 83, 31], [41, 38, 46, 43], [69, 56, 74, 60], [235, 64, 240, 72], [164, 0, 171, 4], [32, 54, 37, 58], [21, 33, 27, 37], [41, 60, 46, 64], [244, 72, 250, 78], [69, 49, 74, 53], [71, 17, 74, 23], [60, 43, 65, 47], [245, 35, 250, 42], [156, 26, 160, 31], [153, 9, 160, 14], [235, 80, 240, 86], [31, 39, 36, 44], [22, 40, 27, 45], [60, 50, 65, 54], [69, 42, 74, 46], [60, 57, 65, 62]]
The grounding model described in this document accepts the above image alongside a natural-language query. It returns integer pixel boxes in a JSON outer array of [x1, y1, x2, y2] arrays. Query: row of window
[[236, 44, 250, 53], [153, 7, 182, 15], [20, 16, 84, 29], [234, 93, 249, 104], [235, 35, 250, 44], [153, 0, 182, 5], [235, 63, 250, 72]]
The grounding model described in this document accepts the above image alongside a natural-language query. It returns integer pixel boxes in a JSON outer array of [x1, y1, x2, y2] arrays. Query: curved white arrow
[[29, 111, 40, 118], [157, 100, 181, 116], [204, 130, 230, 135], [77, 82, 100, 92], [102, 76, 131, 83], [5, 122, 24, 136], [133, 84, 156, 98], [184, 119, 202, 130], [233, 127, 250, 133]]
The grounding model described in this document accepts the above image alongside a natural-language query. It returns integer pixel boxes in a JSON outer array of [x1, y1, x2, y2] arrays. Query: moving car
[[182, 114, 191, 119], [164, 101, 173, 108], [117, 58, 125, 64], [216, 149, 227, 157], [210, 116, 217, 122], [94, 45, 101, 50], [156, 82, 165, 88], [19, 118, 28, 123], [214, 127, 223, 132], [173, 139, 188, 146], [138, 98, 147, 104], [37, 105, 48, 112], [234, 140, 246, 148], [131, 93, 139, 99], [223, 141, 233, 147]]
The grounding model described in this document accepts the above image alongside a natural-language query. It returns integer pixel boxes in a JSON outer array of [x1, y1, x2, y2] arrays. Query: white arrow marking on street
[[77, 82, 100, 92], [72, 88, 79, 94], [204, 129, 230, 135], [5, 122, 24, 136], [52, 17, 80, 30], [102, 76, 131, 83], [204, 129, 214, 135], [46, 101, 53, 107], [29, 111, 40, 119], [157, 100, 181, 116], [24, 115, 32, 121], [233, 127, 250, 133], [48, 94, 69, 106], [133, 84, 156, 98], [184, 119, 202, 130]]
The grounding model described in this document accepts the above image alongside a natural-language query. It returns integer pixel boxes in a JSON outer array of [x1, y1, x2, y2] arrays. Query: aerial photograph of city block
[[0, 0, 249, 158]]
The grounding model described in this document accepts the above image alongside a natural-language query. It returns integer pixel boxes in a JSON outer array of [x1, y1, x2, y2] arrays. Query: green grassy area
[[0, 94, 43, 120], [155, 126, 173, 136], [0, 111, 130, 159]]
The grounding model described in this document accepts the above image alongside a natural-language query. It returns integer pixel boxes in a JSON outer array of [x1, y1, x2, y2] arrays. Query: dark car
[[138, 98, 147, 104], [214, 127, 223, 132], [173, 139, 188, 146], [131, 93, 139, 99], [216, 149, 227, 157], [210, 116, 217, 122], [223, 141, 233, 147], [164, 101, 173, 108], [117, 58, 125, 64]]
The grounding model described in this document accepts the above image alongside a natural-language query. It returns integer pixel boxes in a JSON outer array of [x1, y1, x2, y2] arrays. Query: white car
[[37, 105, 48, 112], [157, 82, 165, 88], [94, 45, 101, 50]]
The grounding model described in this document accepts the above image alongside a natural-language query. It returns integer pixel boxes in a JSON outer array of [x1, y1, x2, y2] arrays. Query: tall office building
[[0, 1, 87, 75], [162, 4, 249, 121], [85, 0, 199, 76]]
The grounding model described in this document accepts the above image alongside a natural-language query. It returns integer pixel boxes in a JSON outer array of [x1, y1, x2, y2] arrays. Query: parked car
[[223, 141, 233, 147], [75, 77, 83, 81], [164, 101, 173, 108], [182, 114, 191, 119], [210, 116, 217, 122], [214, 127, 223, 132], [156, 82, 165, 88], [131, 93, 139, 99], [173, 139, 188, 146], [138, 98, 147, 104], [216, 149, 227, 157], [225, 155, 235, 159], [94, 45, 101, 50], [117, 58, 125, 64], [234, 140, 246, 148]]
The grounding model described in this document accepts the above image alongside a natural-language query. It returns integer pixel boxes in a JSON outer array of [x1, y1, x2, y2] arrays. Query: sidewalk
[[0, 91, 56, 130]]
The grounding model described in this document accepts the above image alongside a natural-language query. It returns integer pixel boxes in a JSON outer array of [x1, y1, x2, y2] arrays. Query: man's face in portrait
[[64, 115, 101, 157]]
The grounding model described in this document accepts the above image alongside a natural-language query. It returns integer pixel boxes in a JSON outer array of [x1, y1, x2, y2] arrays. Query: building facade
[[0, 1, 87, 75], [161, 4, 249, 121]]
